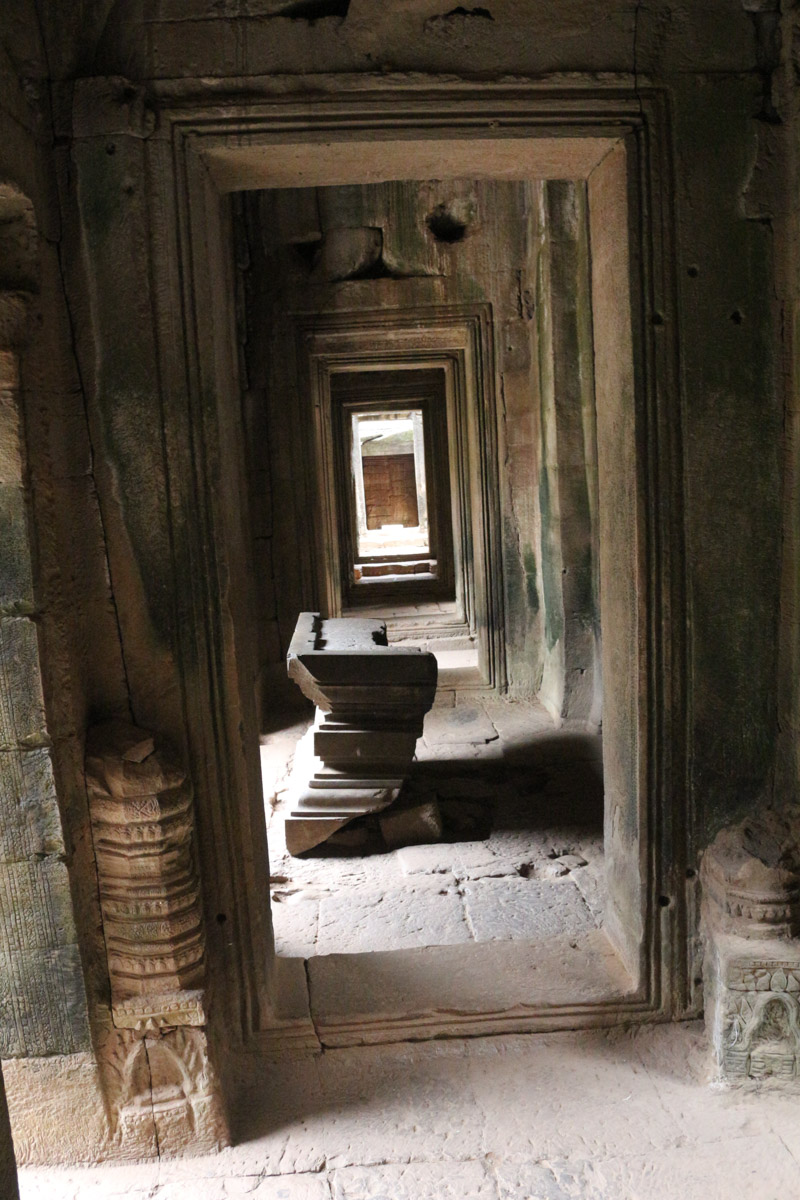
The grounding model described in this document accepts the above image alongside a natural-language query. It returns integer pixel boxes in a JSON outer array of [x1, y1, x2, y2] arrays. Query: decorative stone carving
[[98, 1025, 227, 1157], [285, 613, 437, 853], [716, 959, 800, 1082], [702, 807, 800, 939], [85, 720, 206, 1029], [701, 805, 800, 1084]]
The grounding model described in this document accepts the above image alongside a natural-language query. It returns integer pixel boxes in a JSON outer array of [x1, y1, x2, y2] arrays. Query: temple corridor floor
[[19, 1021, 800, 1199], [261, 697, 606, 959]]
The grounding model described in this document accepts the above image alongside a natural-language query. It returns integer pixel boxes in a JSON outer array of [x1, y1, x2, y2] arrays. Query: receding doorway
[[103, 82, 689, 1051], [235, 156, 666, 1045]]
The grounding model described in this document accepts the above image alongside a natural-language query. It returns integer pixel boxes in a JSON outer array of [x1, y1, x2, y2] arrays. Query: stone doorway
[[71, 78, 689, 1056], [242, 169, 622, 1038]]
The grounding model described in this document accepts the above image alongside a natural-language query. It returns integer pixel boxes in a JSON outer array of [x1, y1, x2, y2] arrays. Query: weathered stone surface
[[316, 882, 470, 956], [0, 619, 46, 747], [96, 1026, 228, 1160], [702, 807, 800, 1084], [396, 843, 460, 876], [702, 806, 800, 939], [0, 750, 64, 861], [0, 1066, 17, 1199], [0, 486, 34, 612], [423, 705, 498, 746], [270, 896, 319, 959], [330, 1160, 497, 1200], [4, 0, 799, 1175], [17, 1023, 800, 1198], [0, 944, 90, 1057], [86, 721, 207, 1029], [0, 354, 23, 486], [307, 931, 633, 1045], [379, 796, 443, 850], [462, 877, 595, 944]]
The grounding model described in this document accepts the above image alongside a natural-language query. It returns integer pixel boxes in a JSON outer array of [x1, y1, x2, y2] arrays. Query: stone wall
[[67, 0, 778, 848], [362, 454, 419, 530]]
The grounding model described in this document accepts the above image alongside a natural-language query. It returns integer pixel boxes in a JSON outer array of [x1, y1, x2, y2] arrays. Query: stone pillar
[[536, 180, 600, 725], [86, 720, 228, 1155], [701, 807, 800, 1083]]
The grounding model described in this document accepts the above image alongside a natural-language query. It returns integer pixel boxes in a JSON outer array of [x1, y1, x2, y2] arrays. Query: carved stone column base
[[704, 932, 800, 1083], [701, 808, 800, 1085], [98, 1026, 229, 1158], [284, 723, 401, 853]]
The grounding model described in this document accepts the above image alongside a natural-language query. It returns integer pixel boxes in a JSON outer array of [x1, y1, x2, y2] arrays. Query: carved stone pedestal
[[701, 807, 800, 1084], [285, 613, 437, 853]]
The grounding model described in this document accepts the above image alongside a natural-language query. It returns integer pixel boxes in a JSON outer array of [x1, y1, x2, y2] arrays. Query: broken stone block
[[380, 797, 443, 851], [538, 860, 571, 880], [554, 853, 588, 872]]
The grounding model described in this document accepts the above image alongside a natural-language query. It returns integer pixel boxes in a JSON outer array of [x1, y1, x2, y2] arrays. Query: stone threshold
[[257, 928, 642, 1052]]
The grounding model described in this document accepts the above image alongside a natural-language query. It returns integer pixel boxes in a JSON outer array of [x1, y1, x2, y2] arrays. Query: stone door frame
[[72, 74, 690, 1043], [297, 305, 504, 688]]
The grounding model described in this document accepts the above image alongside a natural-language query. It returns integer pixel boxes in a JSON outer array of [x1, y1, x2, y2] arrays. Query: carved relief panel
[[85, 721, 206, 1029]]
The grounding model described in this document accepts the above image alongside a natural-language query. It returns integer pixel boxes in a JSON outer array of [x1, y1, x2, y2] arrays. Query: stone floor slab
[[422, 705, 498, 745], [330, 1158, 497, 1199], [307, 931, 634, 1045], [466, 1027, 684, 1162], [316, 881, 471, 955], [19, 1023, 800, 1200], [270, 896, 320, 958], [549, 1134, 800, 1200], [463, 877, 596, 942]]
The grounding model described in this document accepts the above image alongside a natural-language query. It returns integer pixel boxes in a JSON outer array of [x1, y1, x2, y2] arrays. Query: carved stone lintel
[[86, 720, 206, 1030], [702, 806, 800, 1084]]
